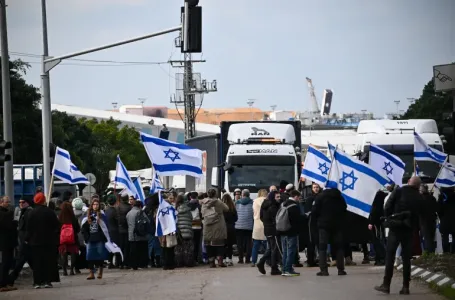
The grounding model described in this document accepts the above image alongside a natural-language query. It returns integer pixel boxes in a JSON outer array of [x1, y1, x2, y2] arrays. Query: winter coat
[[201, 198, 229, 245], [438, 188, 455, 234], [126, 206, 150, 242], [260, 195, 281, 237], [277, 198, 302, 237], [177, 203, 194, 240], [384, 185, 423, 232], [74, 209, 85, 246], [17, 206, 33, 244], [0, 206, 18, 250], [419, 192, 438, 227], [224, 210, 238, 244], [235, 197, 254, 231], [105, 205, 120, 244], [252, 197, 266, 240], [312, 188, 347, 231], [26, 204, 60, 246], [188, 199, 202, 230], [118, 202, 132, 234], [369, 191, 387, 226]]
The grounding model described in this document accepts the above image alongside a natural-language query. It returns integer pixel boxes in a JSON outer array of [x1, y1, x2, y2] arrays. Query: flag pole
[[430, 157, 448, 193], [113, 155, 119, 196], [46, 175, 54, 205]]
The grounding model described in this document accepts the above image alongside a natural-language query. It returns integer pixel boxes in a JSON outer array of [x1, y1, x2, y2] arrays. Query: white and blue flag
[[133, 178, 146, 202], [327, 148, 390, 218], [150, 172, 165, 195], [114, 155, 139, 198], [435, 162, 455, 188], [52, 147, 89, 185], [155, 191, 177, 236], [369, 144, 405, 186], [140, 132, 203, 177], [414, 132, 447, 164], [301, 145, 331, 187], [328, 142, 336, 159]]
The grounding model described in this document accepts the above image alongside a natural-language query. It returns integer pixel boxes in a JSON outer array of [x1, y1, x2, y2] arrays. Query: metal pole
[[41, 0, 52, 142], [0, 0, 14, 202], [41, 56, 51, 196]]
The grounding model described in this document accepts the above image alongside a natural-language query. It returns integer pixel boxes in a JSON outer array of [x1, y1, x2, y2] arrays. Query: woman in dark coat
[[58, 202, 81, 276], [222, 193, 238, 266]]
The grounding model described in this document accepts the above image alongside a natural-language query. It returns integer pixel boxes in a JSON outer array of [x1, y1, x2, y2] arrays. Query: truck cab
[[357, 119, 444, 183], [223, 122, 300, 197]]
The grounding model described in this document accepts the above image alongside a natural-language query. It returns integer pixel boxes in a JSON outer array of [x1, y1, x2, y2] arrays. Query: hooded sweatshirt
[[235, 197, 254, 230]]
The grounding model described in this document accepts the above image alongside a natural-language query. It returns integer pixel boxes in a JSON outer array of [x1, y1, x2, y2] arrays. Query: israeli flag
[[140, 132, 203, 177], [327, 142, 336, 159], [414, 132, 447, 164], [133, 178, 146, 202], [435, 162, 455, 188], [150, 172, 165, 195], [301, 145, 331, 187], [327, 148, 390, 218], [114, 155, 139, 198], [52, 147, 89, 185], [155, 191, 177, 236], [369, 144, 405, 186]]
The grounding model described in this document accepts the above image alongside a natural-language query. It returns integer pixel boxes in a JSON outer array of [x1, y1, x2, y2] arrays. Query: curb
[[397, 264, 455, 289]]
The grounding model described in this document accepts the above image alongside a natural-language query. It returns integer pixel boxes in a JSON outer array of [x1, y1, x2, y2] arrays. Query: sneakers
[[33, 284, 41, 289], [317, 271, 329, 276], [283, 271, 300, 277], [338, 270, 347, 276], [270, 269, 282, 276], [44, 283, 53, 288]]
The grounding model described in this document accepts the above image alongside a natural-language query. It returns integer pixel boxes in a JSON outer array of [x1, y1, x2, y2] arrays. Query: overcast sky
[[7, 0, 455, 116]]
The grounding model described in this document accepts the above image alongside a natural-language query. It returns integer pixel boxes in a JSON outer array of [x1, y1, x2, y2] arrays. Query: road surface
[[5, 264, 442, 300]]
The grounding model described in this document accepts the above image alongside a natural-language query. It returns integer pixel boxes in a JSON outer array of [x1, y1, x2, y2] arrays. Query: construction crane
[[305, 77, 320, 114]]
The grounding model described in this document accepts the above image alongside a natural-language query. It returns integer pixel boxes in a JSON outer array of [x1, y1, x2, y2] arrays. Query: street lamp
[[247, 99, 256, 120], [394, 100, 400, 116]]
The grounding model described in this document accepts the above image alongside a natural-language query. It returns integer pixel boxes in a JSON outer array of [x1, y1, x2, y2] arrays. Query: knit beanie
[[34, 192, 46, 205], [72, 198, 84, 210]]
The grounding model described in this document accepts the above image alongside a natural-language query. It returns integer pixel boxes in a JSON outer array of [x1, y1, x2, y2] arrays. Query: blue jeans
[[252, 239, 267, 264], [148, 236, 161, 257], [281, 235, 297, 273]]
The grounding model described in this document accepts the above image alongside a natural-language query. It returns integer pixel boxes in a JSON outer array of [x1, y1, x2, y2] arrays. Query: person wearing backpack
[[126, 200, 151, 270], [276, 189, 302, 277], [257, 190, 282, 275], [58, 202, 81, 276]]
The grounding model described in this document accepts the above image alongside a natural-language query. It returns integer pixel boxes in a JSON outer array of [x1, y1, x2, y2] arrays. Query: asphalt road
[[4, 264, 443, 300]]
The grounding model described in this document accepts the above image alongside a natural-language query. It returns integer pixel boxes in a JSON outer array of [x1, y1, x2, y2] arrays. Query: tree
[[83, 118, 150, 192], [0, 59, 43, 164], [401, 79, 454, 153]]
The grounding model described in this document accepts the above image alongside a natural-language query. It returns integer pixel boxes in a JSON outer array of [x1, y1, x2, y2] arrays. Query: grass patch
[[414, 253, 455, 280], [429, 281, 455, 300]]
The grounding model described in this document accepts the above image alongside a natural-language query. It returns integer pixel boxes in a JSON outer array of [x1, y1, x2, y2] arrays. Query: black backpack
[[134, 210, 150, 237]]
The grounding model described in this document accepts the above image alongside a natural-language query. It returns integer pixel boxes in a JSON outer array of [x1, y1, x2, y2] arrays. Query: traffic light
[[181, 0, 202, 53], [0, 140, 12, 164]]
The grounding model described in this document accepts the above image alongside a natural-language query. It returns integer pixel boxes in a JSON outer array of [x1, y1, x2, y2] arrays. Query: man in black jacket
[[312, 188, 347, 276], [277, 190, 302, 277], [0, 196, 18, 292], [303, 182, 321, 267], [257, 191, 281, 275], [375, 176, 422, 295], [8, 197, 34, 286], [118, 195, 132, 269]]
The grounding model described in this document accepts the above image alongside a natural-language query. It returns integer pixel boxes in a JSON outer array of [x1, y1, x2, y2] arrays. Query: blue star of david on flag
[[318, 162, 329, 175], [160, 206, 174, 217], [383, 161, 393, 175], [339, 170, 358, 191], [163, 148, 181, 162]]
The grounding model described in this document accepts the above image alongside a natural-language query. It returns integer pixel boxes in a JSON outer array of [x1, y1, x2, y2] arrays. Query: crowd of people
[[0, 177, 454, 295]]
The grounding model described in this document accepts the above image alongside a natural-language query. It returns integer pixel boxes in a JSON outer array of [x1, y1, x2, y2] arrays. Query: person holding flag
[[156, 192, 178, 270]]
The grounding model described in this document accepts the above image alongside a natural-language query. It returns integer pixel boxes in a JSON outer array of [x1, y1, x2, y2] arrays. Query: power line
[[9, 51, 168, 65]]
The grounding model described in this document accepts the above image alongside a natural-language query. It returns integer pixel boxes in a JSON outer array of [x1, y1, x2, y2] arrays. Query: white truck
[[356, 119, 445, 184], [186, 121, 302, 198]]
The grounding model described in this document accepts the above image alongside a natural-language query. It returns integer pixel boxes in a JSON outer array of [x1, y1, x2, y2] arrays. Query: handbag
[[165, 234, 178, 248]]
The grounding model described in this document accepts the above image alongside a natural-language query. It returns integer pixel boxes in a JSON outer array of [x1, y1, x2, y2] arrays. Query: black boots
[[374, 278, 391, 294]]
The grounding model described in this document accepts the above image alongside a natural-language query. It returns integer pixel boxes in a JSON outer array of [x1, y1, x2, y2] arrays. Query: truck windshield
[[227, 155, 296, 193]]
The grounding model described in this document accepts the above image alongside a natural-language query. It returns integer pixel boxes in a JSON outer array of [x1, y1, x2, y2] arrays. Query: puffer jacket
[[177, 203, 193, 240], [126, 206, 150, 242], [252, 196, 266, 240], [260, 194, 281, 237], [235, 197, 254, 230]]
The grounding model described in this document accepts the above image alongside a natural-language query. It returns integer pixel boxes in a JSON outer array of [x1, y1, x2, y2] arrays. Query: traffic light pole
[[40, 26, 181, 196], [0, 1, 14, 201]]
